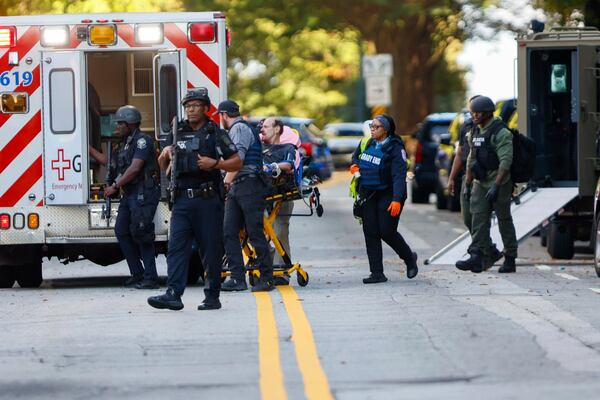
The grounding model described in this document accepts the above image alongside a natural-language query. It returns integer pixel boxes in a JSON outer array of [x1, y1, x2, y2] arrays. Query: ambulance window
[[49, 69, 75, 134], [159, 65, 177, 133], [132, 52, 153, 95], [0, 92, 28, 113]]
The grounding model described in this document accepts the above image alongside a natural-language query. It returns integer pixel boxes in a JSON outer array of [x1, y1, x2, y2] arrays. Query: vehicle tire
[[547, 220, 574, 260], [15, 260, 42, 288], [435, 184, 448, 210], [412, 183, 429, 204], [187, 251, 204, 285], [0, 266, 16, 288], [594, 214, 600, 277]]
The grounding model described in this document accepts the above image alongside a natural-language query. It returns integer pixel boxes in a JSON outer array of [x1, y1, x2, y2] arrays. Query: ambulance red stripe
[[0, 26, 40, 71], [116, 24, 139, 48], [0, 110, 41, 173], [164, 23, 219, 87], [0, 65, 40, 128], [0, 155, 42, 207]]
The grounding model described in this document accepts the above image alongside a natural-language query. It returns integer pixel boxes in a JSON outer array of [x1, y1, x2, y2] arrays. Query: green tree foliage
[[184, 0, 468, 131], [535, 0, 600, 27]]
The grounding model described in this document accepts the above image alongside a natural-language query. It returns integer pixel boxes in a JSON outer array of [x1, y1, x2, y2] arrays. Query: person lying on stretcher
[[260, 117, 299, 268]]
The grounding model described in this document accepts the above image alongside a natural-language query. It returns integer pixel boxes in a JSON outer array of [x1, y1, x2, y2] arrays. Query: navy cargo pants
[[223, 177, 273, 281], [166, 193, 224, 298], [115, 189, 159, 282]]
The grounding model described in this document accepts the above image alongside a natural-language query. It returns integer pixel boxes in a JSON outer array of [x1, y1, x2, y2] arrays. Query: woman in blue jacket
[[350, 115, 418, 283]]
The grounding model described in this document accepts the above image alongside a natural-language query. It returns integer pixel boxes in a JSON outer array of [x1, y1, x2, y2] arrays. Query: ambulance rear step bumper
[[425, 186, 579, 265], [45, 234, 168, 244]]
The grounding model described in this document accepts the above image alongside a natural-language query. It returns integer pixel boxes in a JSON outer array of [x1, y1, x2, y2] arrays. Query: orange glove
[[349, 164, 359, 175], [387, 201, 402, 217]]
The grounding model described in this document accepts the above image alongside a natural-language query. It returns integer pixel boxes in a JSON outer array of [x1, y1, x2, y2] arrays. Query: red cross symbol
[[51, 149, 71, 181]]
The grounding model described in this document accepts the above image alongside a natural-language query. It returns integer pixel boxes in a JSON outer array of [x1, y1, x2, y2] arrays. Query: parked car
[[411, 113, 456, 204], [247, 116, 334, 181], [323, 122, 368, 168]]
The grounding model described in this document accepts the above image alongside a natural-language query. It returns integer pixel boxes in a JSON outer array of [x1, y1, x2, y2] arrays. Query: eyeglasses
[[184, 103, 204, 110], [369, 123, 383, 130]]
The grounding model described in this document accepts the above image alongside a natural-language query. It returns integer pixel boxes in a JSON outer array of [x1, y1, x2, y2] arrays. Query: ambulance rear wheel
[[297, 271, 309, 287], [16, 261, 42, 288], [0, 266, 16, 288]]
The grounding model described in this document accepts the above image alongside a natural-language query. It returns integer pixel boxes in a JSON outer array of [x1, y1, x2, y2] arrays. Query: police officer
[[460, 96, 517, 273], [448, 96, 502, 270], [350, 115, 418, 284], [148, 89, 242, 311], [219, 100, 274, 292], [103, 105, 161, 289]]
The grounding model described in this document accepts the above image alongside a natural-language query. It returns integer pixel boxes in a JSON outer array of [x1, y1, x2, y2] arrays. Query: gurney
[[223, 164, 324, 287]]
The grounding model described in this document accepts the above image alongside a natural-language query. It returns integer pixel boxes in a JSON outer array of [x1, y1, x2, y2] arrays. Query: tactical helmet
[[469, 96, 495, 113], [181, 88, 211, 106], [115, 105, 142, 124]]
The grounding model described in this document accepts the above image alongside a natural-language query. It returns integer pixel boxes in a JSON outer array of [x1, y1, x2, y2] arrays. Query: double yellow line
[[254, 286, 334, 400]]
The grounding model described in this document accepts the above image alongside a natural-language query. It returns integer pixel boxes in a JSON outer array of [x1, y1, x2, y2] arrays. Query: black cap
[[470, 96, 495, 113], [215, 100, 240, 115]]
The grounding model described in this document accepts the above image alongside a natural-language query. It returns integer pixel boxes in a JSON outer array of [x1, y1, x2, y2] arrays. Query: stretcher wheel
[[297, 270, 309, 287]]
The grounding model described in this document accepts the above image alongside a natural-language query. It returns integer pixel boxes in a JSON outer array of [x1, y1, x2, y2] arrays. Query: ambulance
[[0, 12, 230, 287]]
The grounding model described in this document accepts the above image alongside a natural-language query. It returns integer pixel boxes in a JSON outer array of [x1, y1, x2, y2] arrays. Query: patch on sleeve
[[137, 138, 147, 149], [401, 149, 407, 161]]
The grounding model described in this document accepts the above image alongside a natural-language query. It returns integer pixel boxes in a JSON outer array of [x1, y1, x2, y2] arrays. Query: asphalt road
[[2, 173, 600, 399]]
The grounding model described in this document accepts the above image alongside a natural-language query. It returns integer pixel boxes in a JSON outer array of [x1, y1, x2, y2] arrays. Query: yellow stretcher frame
[[221, 178, 322, 287]]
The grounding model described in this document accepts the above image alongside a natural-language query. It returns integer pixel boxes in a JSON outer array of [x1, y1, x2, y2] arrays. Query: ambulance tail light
[[89, 24, 116, 46], [135, 23, 163, 45], [0, 213, 10, 229], [40, 25, 70, 47], [0, 27, 16, 48], [27, 213, 39, 229], [188, 22, 216, 43], [226, 28, 231, 47], [13, 213, 24, 229]]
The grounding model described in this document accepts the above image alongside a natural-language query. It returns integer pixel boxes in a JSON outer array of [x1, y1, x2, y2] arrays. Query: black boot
[[198, 290, 221, 310], [135, 279, 160, 290], [124, 274, 143, 287], [498, 255, 516, 273], [363, 273, 388, 284], [483, 245, 504, 270], [221, 277, 248, 292], [147, 288, 184, 311], [406, 252, 418, 279], [251, 277, 275, 292], [455, 254, 483, 273]]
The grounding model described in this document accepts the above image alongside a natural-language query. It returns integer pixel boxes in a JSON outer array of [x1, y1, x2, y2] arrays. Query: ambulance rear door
[[42, 51, 87, 205], [153, 50, 186, 140]]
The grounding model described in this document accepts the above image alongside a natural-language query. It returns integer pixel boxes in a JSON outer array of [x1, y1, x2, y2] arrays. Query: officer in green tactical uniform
[[449, 96, 502, 271], [458, 96, 517, 273]]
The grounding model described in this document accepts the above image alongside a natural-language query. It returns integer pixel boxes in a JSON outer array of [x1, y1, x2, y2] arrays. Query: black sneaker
[[251, 278, 275, 292], [197, 297, 222, 310], [221, 278, 248, 292], [406, 252, 418, 279], [124, 274, 143, 287], [363, 273, 388, 284], [498, 255, 516, 273], [136, 280, 160, 290], [147, 288, 184, 311]]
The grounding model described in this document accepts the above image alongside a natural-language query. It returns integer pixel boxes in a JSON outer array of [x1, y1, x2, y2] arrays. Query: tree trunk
[[370, 20, 437, 134]]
